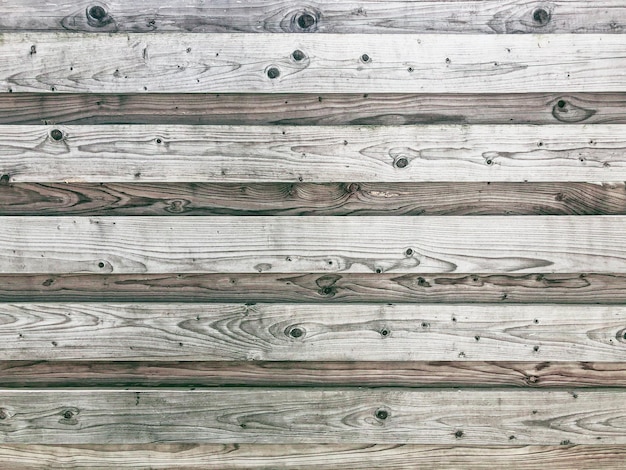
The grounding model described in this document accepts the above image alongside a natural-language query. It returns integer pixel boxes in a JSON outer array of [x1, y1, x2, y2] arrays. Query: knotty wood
[[2, 0, 626, 34], [0, 388, 624, 444], [2, 34, 626, 93], [2, 273, 626, 303], [0, 444, 624, 469], [2, 216, 626, 274], [3, 182, 626, 216], [0, 303, 624, 361], [1, 361, 625, 388], [0, 93, 623, 125], [3, 125, 626, 183]]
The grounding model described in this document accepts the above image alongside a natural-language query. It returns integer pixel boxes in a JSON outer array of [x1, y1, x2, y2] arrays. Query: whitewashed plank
[[1, 34, 626, 93], [0, 303, 624, 361], [1, 216, 626, 274], [0, 388, 624, 444], [1, 125, 626, 182]]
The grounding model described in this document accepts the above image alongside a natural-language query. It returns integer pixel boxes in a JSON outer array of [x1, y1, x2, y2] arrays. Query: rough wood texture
[[1, 303, 624, 361], [2, 34, 626, 93], [3, 124, 626, 183], [1, 361, 625, 388], [3, 182, 626, 216], [0, 388, 625, 444], [1, 0, 625, 34], [2, 216, 626, 274], [2, 273, 626, 304], [0, 444, 624, 469], [0, 93, 624, 126]]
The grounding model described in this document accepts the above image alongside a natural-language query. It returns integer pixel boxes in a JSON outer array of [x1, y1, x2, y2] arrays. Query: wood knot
[[50, 129, 64, 141], [267, 67, 280, 79], [292, 50, 306, 62], [296, 12, 316, 30], [532, 8, 551, 26], [0, 409, 7, 420], [286, 326, 305, 339], [360, 53, 371, 63], [455, 430, 464, 438], [375, 409, 389, 420], [395, 157, 409, 169], [347, 183, 360, 193], [380, 328, 390, 338]]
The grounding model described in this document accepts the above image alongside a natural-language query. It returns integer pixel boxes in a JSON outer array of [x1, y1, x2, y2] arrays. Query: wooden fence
[[0, 0, 625, 468]]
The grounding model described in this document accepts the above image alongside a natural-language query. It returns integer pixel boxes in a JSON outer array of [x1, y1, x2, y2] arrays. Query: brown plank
[[1, 0, 625, 33], [0, 93, 622, 126], [2, 182, 626, 216], [0, 361, 624, 388], [0, 388, 625, 444], [1, 273, 625, 304], [0, 444, 624, 469]]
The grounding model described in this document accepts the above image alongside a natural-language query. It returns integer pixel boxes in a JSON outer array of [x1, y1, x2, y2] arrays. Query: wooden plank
[[1, 361, 625, 388], [3, 182, 626, 216], [3, 125, 626, 183], [0, 444, 624, 470], [0, 93, 623, 126], [1, 34, 626, 93], [1, 0, 625, 34], [0, 303, 624, 361], [0, 388, 624, 444], [1, 216, 626, 274], [2, 273, 626, 304]]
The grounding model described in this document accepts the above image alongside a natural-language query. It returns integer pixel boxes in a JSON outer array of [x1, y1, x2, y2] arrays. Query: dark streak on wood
[[1, 182, 626, 216], [1, 273, 625, 303], [0, 361, 624, 388], [0, 93, 622, 125]]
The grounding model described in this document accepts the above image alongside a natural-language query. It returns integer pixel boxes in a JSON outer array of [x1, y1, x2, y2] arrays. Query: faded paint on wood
[[0, 388, 624, 444], [0, 303, 624, 361], [1, 34, 626, 93], [1, 0, 625, 34], [1, 216, 626, 274], [2, 125, 626, 183]]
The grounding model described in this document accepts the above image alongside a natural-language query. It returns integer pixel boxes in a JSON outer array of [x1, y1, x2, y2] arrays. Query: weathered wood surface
[[3, 182, 626, 216], [2, 216, 626, 274], [2, 273, 626, 304], [2, 34, 626, 93], [3, 125, 626, 183], [1, 93, 624, 126], [1, 361, 625, 388], [0, 444, 625, 470], [1, 303, 624, 361], [2, 0, 626, 34], [0, 388, 625, 444]]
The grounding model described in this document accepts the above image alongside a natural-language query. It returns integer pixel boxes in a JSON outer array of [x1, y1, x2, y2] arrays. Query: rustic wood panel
[[0, 444, 625, 469], [2, 34, 626, 93], [3, 124, 626, 183], [1, 93, 624, 126], [2, 216, 626, 274], [1, 361, 625, 388], [1, 303, 624, 361], [2, 273, 626, 304], [0, 388, 625, 444], [3, 182, 626, 216], [2, 0, 626, 34]]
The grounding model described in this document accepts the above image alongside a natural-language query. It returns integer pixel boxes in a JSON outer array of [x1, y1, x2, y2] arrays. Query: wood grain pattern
[[0, 444, 625, 469], [2, 216, 626, 274], [1, 303, 624, 361], [3, 124, 626, 183], [0, 93, 623, 126], [2, 273, 626, 304], [2, 33, 626, 93], [1, 0, 625, 34], [1, 361, 625, 388], [3, 182, 626, 216], [0, 388, 625, 444]]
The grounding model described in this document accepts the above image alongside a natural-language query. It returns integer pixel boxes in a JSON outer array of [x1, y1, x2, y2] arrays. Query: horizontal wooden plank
[[3, 125, 626, 183], [2, 0, 625, 34], [1, 361, 625, 388], [1, 34, 626, 93], [2, 273, 625, 304], [0, 444, 625, 470], [0, 93, 623, 126], [1, 303, 624, 361], [0, 388, 625, 444], [3, 182, 626, 216], [1, 216, 626, 274]]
